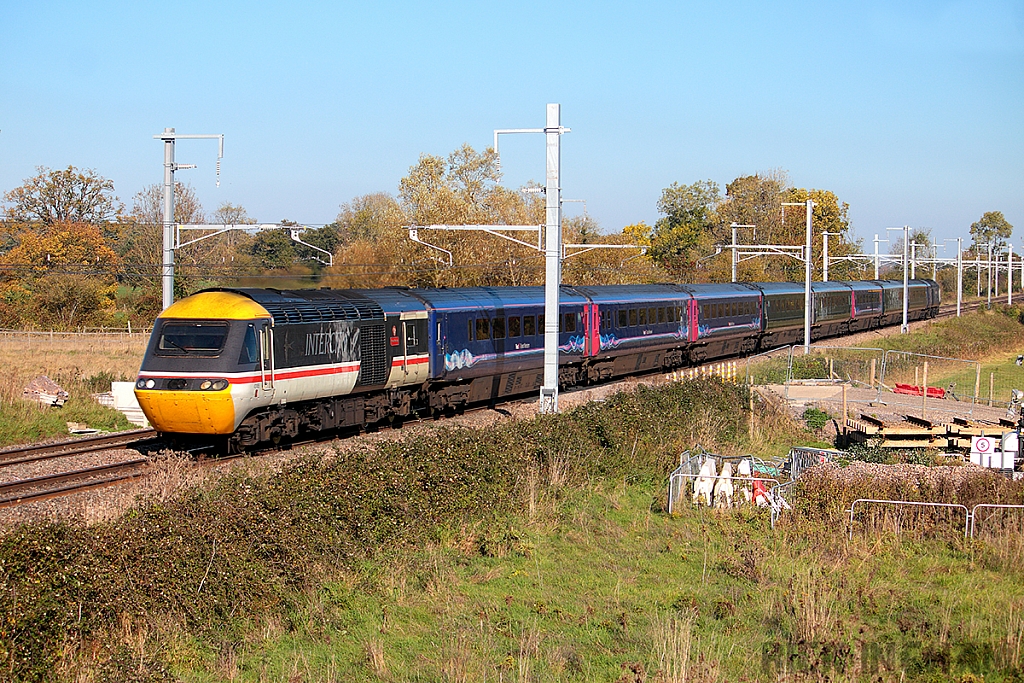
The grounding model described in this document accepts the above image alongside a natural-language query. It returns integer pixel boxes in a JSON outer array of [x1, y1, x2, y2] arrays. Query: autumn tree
[[970, 211, 1013, 250], [3, 166, 123, 224]]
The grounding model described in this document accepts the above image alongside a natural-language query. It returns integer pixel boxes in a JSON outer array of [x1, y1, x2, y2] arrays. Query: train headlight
[[200, 380, 213, 390], [211, 379, 229, 391], [145, 379, 156, 389], [136, 379, 146, 389]]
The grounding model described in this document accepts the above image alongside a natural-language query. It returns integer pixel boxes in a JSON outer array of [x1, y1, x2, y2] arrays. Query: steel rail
[[0, 458, 151, 508], [0, 429, 158, 467]]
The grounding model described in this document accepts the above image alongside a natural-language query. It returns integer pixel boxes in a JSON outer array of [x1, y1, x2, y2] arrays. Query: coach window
[[475, 318, 490, 341], [508, 316, 521, 337], [618, 309, 628, 328], [493, 317, 506, 339], [647, 308, 656, 324], [538, 314, 545, 333], [638, 308, 646, 326], [523, 315, 535, 336], [563, 313, 576, 333], [628, 309, 637, 327]]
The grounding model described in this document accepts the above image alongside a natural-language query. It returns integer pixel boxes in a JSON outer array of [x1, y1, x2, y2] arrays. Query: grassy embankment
[[3, 371, 1024, 682], [0, 333, 144, 445]]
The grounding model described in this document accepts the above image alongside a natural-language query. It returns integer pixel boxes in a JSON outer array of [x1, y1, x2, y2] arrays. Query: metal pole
[[540, 103, 562, 414], [1010, 245, 1014, 306], [731, 224, 738, 283], [822, 232, 830, 282], [804, 199, 813, 353], [910, 242, 917, 279], [957, 237, 962, 317], [988, 243, 993, 308], [902, 225, 909, 333], [932, 245, 937, 281], [160, 128, 176, 311], [873, 234, 880, 279]]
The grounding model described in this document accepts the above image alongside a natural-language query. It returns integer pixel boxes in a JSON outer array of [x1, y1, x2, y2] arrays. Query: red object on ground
[[894, 383, 945, 399]]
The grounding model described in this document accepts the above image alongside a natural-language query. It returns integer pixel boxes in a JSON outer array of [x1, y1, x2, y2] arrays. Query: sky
[[1, 0, 1021, 252]]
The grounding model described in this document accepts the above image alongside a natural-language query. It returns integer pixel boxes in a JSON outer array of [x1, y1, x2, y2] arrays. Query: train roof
[[567, 284, 691, 303], [398, 286, 586, 311], [205, 287, 384, 322], [755, 282, 805, 295], [681, 283, 761, 298]]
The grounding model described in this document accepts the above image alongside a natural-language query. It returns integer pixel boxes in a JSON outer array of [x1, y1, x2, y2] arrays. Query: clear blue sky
[[1, 0, 1021, 250]]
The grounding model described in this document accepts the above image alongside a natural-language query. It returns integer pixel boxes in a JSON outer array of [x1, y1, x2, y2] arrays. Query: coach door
[[400, 313, 429, 383], [258, 322, 275, 393], [583, 303, 600, 357]]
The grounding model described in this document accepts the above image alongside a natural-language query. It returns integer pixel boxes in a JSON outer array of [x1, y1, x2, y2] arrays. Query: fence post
[[870, 358, 876, 389], [922, 361, 928, 419], [990, 373, 995, 407], [975, 365, 982, 405], [842, 384, 848, 436]]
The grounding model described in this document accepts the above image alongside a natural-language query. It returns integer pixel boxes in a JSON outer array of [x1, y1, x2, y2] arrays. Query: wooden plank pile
[[844, 412, 1016, 450]]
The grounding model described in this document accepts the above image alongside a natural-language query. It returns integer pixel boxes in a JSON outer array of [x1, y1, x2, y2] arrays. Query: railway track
[[0, 458, 151, 508], [0, 428, 159, 467]]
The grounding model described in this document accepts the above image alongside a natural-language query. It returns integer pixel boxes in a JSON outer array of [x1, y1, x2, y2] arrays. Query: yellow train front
[[134, 287, 430, 449]]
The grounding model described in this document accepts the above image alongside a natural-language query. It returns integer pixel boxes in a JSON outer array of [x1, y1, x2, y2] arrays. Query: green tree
[[648, 180, 721, 278], [247, 229, 296, 269], [970, 211, 1013, 250], [3, 166, 123, 224]]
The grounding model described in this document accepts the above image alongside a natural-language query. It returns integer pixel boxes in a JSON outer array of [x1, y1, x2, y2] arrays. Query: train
[[134, 279, 940, 450]]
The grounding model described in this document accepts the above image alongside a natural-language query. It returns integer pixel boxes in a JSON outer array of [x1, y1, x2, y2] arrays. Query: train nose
[[135, 388, 236, 434]]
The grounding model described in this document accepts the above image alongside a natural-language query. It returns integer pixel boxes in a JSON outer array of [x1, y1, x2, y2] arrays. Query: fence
[[665, 361, 739, 383], [848, 500, 1024, 539], [0, 328, 152, 341], [744, 345, 792, 386], [784, 345, 884, 396], [877, 350, 981, 416]]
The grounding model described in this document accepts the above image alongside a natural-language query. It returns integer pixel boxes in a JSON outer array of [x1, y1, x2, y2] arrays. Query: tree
[[648, 180, 722, 279], [32, 275, 109, 330], [246, 229, 296, 269], [970, 211, 1013, 250], [131, 182, 206, 226], [3, 166, 123, 224], [0, 221, 120, 275], [212, 202, 256, 225]]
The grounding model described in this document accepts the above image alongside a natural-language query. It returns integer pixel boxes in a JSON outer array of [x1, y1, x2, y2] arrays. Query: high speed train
[[134, 279, 939, 449]]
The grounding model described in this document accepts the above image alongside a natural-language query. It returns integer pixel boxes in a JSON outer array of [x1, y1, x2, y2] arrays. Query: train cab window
[[238, 324, 259, 365], [157, 322, 229, 357], [475, 318, 490, 341], [638, 308, 647, 326], [406, 324, 419, 348], [629, 309, 638, 326], [618, 309, 628, 328], [563, 313, 576, 333], [523, 315, 536, 336], [493, 317, 506, 339], [508, 316, 521, 337]]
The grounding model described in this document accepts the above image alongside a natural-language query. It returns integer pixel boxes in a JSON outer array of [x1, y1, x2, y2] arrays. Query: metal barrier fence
[[848, 499, 971, 539], [877, 350, 981, 416], [744, 345, 793, 386], [969, 504, 1024, 537], [0, 328, 151, 340], [848, 499, 1024, 539], [784, 346, 884, 402]]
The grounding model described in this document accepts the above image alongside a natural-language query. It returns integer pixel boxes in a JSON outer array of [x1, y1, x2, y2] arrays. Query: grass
[[169, 484, 1024, 682], [0, 333, 146, 444]]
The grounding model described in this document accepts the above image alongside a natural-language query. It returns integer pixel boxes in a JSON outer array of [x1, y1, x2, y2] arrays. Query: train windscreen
[[156, 322, 230, 356]]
